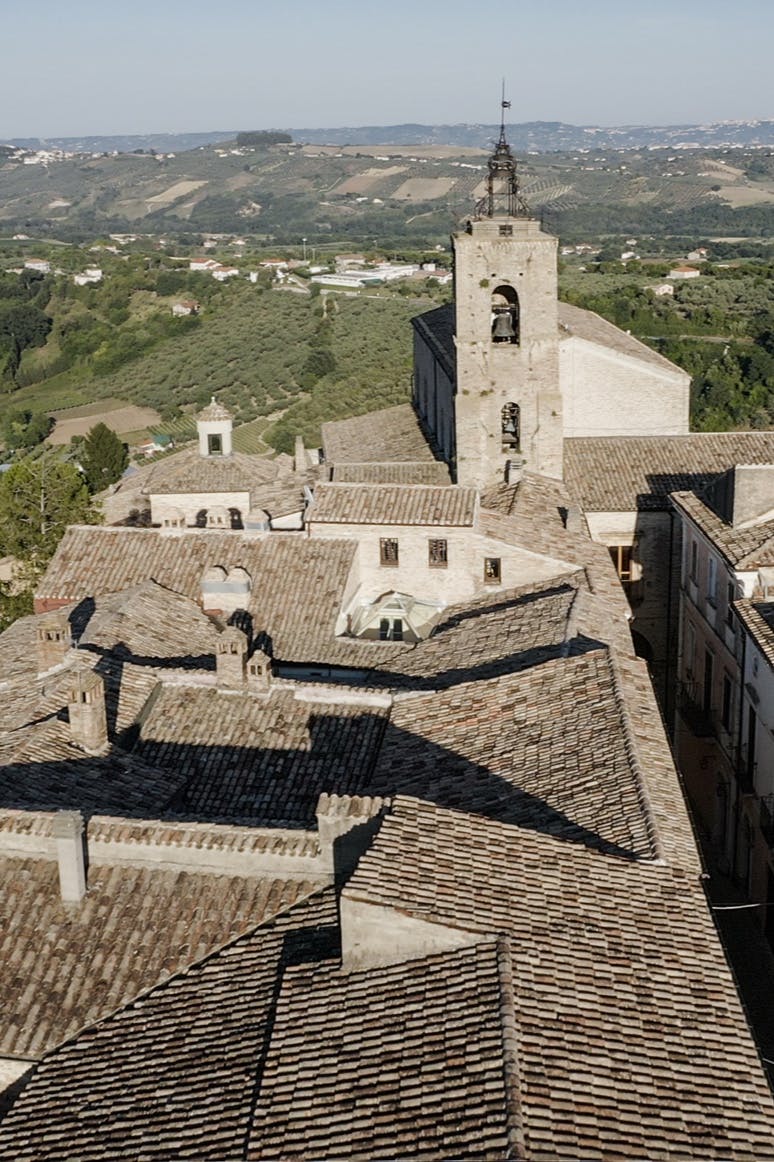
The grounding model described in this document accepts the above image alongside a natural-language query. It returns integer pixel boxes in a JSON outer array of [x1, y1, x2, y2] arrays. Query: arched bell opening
[[501, 402, 520, 452], [491, 285, 520, 345]]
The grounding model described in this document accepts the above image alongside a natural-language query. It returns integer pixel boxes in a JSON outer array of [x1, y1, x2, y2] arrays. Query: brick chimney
[[52, 810, 87, 903], [36, 611, 71, 674], [68, 671, 108, 754]]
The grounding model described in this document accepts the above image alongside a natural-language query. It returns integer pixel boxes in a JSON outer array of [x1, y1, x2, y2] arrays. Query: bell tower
[[452, 101, 562, 488]]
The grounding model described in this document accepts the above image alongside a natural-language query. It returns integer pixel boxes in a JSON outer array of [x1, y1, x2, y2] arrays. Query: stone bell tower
[[452, 107, 563, 488]]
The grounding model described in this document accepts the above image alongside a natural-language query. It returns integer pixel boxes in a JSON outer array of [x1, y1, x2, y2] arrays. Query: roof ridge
[[495, 934, 528, 1161], [607, 649, 666, 863]]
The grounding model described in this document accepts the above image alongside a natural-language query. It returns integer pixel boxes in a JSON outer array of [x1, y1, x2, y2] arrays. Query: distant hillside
[[6, 120, 774, 155]]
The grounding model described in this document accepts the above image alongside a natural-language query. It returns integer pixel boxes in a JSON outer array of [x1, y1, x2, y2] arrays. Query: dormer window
[[208, 433, 223, 456]]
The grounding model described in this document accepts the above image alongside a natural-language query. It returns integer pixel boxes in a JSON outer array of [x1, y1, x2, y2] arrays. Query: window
[[207, 433, 223, 456], [726, 581, 736, 628], [609, 545, 634, 584], [702, 649, 714, 716], [484, 557, 501, 584], [498, 224, 513, 237], [379, 538, 399, 567], [501, 403, 520, 451], [722, 672, 733, 732], [379, 618, 404, 641], [690, 539, 698, 582], [707, 556, 717, 606], [428, 538, 448, 568], [685, 620, 696, 679]]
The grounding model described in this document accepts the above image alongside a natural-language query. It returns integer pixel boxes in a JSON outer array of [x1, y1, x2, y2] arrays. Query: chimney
[[52, 810, 86, 903], [247, 646, 273, 693], [68, 671, 108, 753], [216, 626, 249, 689], [294, 434, 307, 472], [36, 611, 71, 674], [562, 504, 584, 534]]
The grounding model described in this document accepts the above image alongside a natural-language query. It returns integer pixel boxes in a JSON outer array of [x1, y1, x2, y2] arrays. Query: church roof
[[557, 301, 686, 374], [564, 432, 774, 512], [321, 403, 437, 466], [331, 460, 451, 485]]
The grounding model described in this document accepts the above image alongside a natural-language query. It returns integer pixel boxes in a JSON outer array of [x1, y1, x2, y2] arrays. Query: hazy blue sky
[[2, 0, 771, 137]]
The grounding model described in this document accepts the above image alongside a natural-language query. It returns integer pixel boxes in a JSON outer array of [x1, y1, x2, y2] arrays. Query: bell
[[492, 311, 516, 341]]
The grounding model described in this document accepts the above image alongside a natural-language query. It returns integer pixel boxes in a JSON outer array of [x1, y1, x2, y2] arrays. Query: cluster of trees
[[0, 271, 52, 385], [562, 262, 774, 430], [235, 131, 293, 148]]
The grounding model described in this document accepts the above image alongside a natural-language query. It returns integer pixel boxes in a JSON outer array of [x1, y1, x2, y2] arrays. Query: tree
[[0, 455, 94, 570], [81, 422, 128, 492]]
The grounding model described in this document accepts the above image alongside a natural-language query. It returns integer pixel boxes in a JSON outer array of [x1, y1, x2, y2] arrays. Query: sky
[[1, 0, 772, 138]]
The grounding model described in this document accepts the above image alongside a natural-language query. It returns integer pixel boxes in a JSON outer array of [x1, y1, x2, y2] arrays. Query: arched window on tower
[[491, 285, 520, 345], [501, 403, 520, 451]]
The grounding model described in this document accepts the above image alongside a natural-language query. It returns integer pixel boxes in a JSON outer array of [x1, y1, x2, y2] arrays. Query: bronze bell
[[492, 311, 516, 341]]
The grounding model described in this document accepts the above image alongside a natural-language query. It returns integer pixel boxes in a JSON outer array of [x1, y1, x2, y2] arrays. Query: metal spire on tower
[[478, 83, 530, 219]]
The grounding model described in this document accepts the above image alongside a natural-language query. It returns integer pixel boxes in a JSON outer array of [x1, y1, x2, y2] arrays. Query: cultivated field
[[48, 402, 162, 444]]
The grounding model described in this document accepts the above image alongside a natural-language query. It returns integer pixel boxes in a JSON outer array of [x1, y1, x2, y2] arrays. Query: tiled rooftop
[[138, 685, 390, 826], [734, 600, 774, 669], [0, 855, 321, 1060], [344, 797, 774, 1160], [307, 482, 477, 526], [558, 300, 686, 373], [321, 403, 436, 466], [0, 889, 338, 1160], [366, 647, 687, 861], [565, 433, 774, 512], [249, 939, 519, 1160], [672, 489, 774, 569], [331, 460, 451, 485]]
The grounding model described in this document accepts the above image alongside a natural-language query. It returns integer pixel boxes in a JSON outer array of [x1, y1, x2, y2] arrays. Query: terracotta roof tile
[[307, 482, 477, 526], [672, 489, 774, 569], [321, 403, 436, 465]]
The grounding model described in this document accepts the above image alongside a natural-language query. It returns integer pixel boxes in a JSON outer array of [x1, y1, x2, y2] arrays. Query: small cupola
[[197, 396, 233, 458]]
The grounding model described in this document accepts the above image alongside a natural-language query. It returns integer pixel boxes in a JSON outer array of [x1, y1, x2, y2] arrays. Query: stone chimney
[[562, 504, 584, 534], [52, 810, 87, 903], [36, 611, 71, 674], [294, 434, 307, 472], [68, 671, 108, 754], [216, 626, 249, 689], [247, 646, 273, 693]]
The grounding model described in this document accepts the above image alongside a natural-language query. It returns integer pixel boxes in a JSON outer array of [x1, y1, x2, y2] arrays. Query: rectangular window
[[484, 557, 501, 584], [609, 545, 634, 583], [726, 581, 736, 628], [379, 617, 403, 641], [703, 649, 714, 716], [707, 556, 717, 605], [379, 538, 399, 567], [722, 673, 733, 732], [690, 539, 698, 582], [208, 433, 222, 456], [428, 538, 448, 568], [498, 224, 513, 237], [685, 620, 696, 679]]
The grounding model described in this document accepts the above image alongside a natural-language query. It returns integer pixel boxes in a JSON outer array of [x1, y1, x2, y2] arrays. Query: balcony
[[677, 681, 713, 737]]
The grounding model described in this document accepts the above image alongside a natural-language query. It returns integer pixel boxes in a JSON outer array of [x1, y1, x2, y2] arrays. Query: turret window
[[208, 433, 223, 455], [491, 285, 520, 345]]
